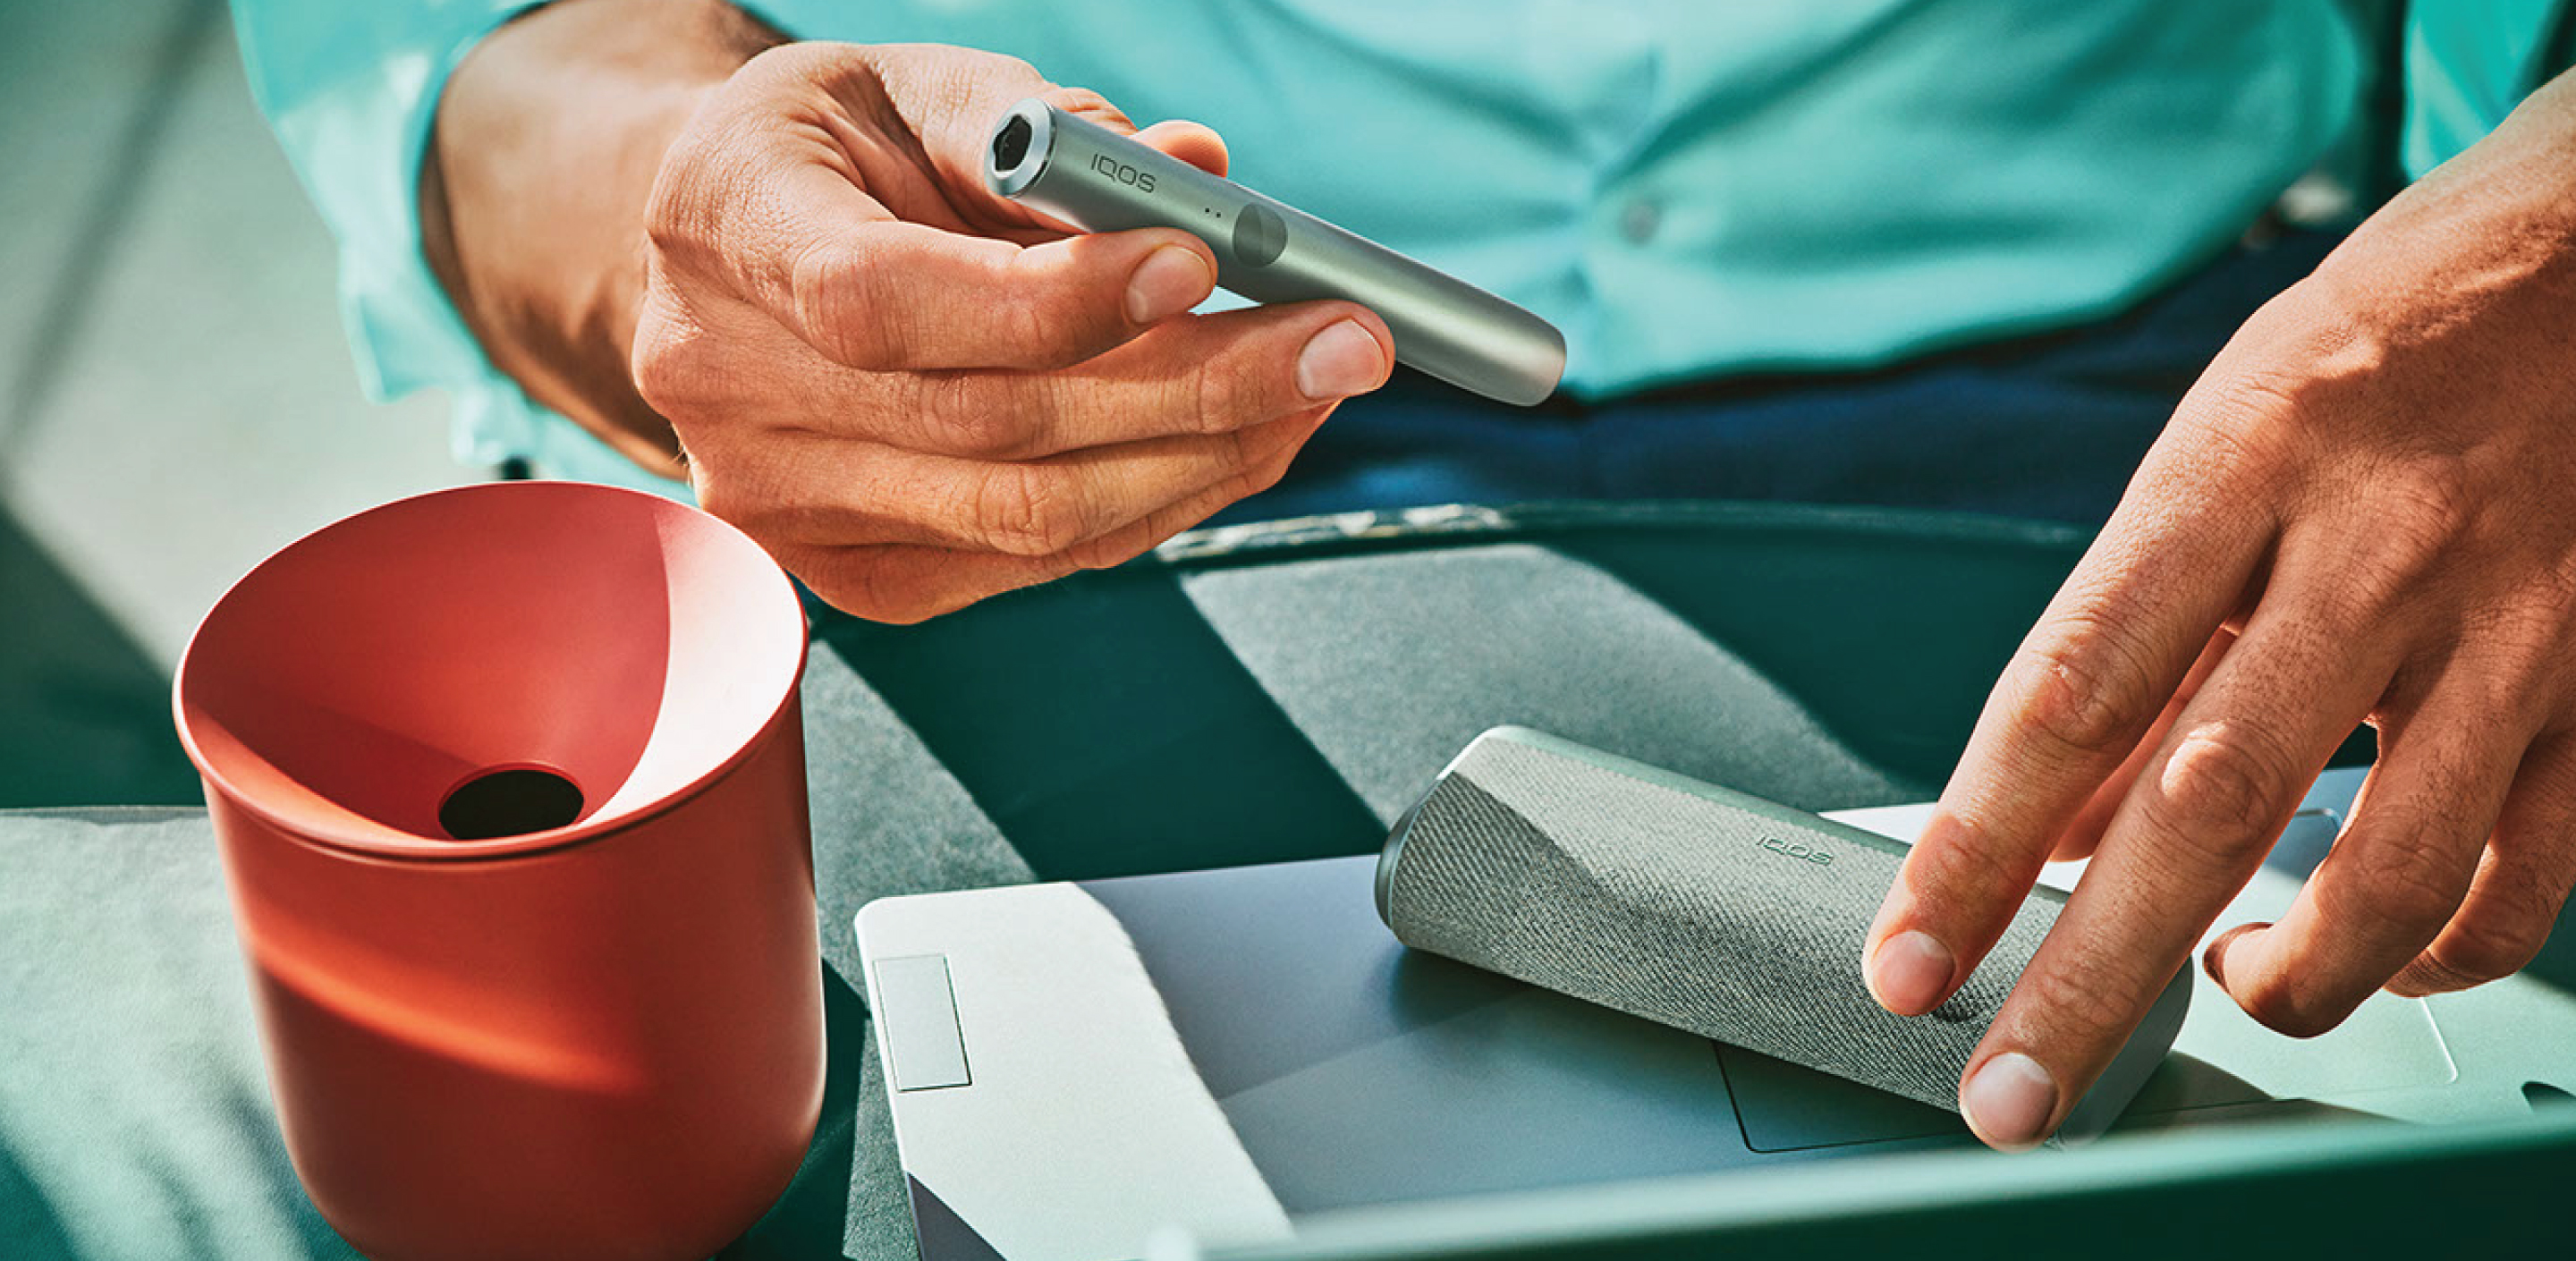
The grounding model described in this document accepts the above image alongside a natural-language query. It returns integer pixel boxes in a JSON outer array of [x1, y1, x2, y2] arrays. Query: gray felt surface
[[1184, 546, 1906, 826]]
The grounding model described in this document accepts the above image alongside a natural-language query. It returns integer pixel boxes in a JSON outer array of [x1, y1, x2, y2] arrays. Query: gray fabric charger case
[[1377, 726, 2190, 1145]]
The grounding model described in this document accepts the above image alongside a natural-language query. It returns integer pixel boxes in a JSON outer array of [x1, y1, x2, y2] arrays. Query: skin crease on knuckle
[[2226, 832, 2477, 1038], [641, 127, 741, 282], [971, 461, 1089, 558], [2007, 629, 2165, 766], [1994, 936, 2143, 1076], [2417, 893, 2551, 990], [2324, 801, 2478, 946], [912, 370, 1030, 460], [2216, 727, 2489, 1031], [1188, 350, 1244, 436], [790, 240, 920, 369], [2146, 719, 2305, 877]]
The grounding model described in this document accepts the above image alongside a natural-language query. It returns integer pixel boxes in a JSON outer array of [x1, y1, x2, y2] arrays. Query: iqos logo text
[[1089, 152, 1156, 192], [1758, 836, 1834, 866]]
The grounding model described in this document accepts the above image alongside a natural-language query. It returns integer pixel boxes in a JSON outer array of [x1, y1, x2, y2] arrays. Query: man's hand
[[1863, 73, 2576, 1148], [431, 4, 1390, 621], [634, 44, 1389, 620]]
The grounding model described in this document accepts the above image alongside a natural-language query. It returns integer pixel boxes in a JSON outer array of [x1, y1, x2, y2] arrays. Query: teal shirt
[[237, 2, 2406, 491], [2406, 0, 2569, 178]]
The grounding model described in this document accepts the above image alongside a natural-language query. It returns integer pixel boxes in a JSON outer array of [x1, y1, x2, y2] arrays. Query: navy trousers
[[1222, 227, 2344, 528]]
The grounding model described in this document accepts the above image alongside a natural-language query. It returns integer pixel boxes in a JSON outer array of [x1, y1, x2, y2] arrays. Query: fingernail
[[1867, 930, 1956, 1015], [1962, 1053, 2060, 1150], [1295, 319, 1386, 400], [1125, 246, 1213, 324]]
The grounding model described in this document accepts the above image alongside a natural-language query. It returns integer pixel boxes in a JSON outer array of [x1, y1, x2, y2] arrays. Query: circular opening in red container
[[173, 481, 809, 860], [436, 765, 585, 841]]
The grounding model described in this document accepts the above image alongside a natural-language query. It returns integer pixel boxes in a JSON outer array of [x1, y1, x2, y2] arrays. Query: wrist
[[425, 0, 776, 474]]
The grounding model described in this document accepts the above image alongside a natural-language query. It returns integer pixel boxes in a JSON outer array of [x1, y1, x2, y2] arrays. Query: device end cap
[[982, 97, 1057, 198]]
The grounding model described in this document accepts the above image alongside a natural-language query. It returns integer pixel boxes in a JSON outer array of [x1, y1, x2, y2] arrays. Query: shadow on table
[[0, 497, 199, 808], [1, 1143, 76, 1261]]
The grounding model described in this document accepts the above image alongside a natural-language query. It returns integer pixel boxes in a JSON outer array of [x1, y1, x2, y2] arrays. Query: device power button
[[1233, 203, 1287, 268]]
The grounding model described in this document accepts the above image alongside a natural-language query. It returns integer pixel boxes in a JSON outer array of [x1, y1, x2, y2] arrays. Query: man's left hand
[[1866, 73, 2576, 1149]]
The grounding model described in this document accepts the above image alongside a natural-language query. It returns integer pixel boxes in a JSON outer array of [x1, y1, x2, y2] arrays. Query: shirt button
[[1618, 198, 1662, 244]]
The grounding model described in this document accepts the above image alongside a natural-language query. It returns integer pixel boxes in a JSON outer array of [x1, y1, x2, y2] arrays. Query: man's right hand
[[431, 6, 1392, 622], [635, 43, 1391, 620]]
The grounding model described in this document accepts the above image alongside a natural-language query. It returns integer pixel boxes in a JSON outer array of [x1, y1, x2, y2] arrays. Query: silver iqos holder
[[1377, 726, 2191, 1146], [984, 99, 1568, 407]]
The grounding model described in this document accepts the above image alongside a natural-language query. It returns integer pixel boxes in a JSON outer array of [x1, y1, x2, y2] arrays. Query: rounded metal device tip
[[982, 98, 1055, 198], [991, 114, 1033, 174]]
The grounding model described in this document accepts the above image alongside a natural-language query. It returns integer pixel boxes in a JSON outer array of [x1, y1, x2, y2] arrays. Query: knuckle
[[630, 329, 690, 415], [996, 250, 1104, 368], [994, 53, 1046, 85], [2433, 881, 2557, 984], [914, 373, 1030, 458], [642, 141, 719, 264], [2377, 456, 2479, 550], [971, 464, 1087, 557], [790, 242, 906, 368], [1006, 287, 1061, 367], [1188, 354, 1251, 435], [1904, 812, 2029, 914], [2011, 951, 2137, 1050], [2450, 650, 2551, 736], [2174, 369, 2306, 470], [630, 309, 718, 416], [641, 173, 698, 262], [1200, 460, 1284, 522], [2532, 550, 2576, 634], [1061, 530, 1146, 575], [2334, 459, 2476, 606], [2152, 722, 2301, 862], [739, 40, 834, 88], [645, 110, 776, 287], [2426, 916, 2545, 988], [2319, 830, 2471, 940], [1048, 84, 1117, 121], [1235, 444, 1298, 498], [2007, 632, 2159, 761]]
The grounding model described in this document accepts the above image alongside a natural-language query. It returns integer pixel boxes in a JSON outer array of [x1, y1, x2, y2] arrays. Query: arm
[[424, 0, 782, 478], [1868, 69, 2576, 1148], [421, 0, 1392, 618]]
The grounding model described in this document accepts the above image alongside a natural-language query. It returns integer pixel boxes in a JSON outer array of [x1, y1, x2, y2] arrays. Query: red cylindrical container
[[173, 482, 821, 1261]]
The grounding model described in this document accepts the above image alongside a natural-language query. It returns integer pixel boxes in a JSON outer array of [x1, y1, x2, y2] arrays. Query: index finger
[[658, 57, 1228, 373], [1864, 458, 2273, 1020], [1959, 555, 2401, 1147]]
